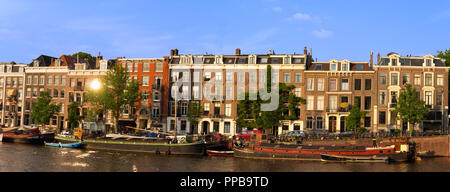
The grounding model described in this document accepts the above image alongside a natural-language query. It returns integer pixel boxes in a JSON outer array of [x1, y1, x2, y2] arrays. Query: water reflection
[[0, 143, 449, 172]]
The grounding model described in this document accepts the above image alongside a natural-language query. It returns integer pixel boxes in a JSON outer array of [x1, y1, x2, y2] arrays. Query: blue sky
[[1, 0, 450, 63]]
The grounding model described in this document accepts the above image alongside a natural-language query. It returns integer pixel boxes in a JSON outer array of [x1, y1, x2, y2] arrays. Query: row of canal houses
[[0, 47, 449, 136]]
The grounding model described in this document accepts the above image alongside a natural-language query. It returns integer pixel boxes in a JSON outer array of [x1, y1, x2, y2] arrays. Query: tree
[[71, 52, 95, 62], [30, 91, 60, 129], [85, 65, 139, 133], [236, 65, 306, 133], [436, 49, 450, 66], [393, 83, 429, 135], [67, 102, 82, 130], [187, 101, 203, 132], [345, 99, 368, 134]]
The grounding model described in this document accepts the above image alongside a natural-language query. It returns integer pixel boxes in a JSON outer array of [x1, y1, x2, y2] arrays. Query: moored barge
[[234, 140, 416, 162]]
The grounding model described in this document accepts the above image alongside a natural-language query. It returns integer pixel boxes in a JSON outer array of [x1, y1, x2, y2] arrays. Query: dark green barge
[[55, 136, 206, 155]]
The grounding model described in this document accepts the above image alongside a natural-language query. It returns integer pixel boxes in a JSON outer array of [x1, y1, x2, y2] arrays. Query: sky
[[1, 0, 450, 63]]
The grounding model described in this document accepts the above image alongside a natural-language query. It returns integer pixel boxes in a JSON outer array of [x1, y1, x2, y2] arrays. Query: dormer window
[[330, 63, 337, 71], [426, 59, 432, 66], [272, 58, 279, 63], [238, 58, 246, 64], [391, 59, 397, 66], [284, 57, 290, 64], [7, 66, 12, 72], [249, 56, 256, 64], [55, 59, 61, 67], [205, 58, 211, 63], [33, 60, 39, 67], [356, 65, 364, 70], [341, 63, 349, 71], [260, 58, 268, 64], [315, 64, 322, 70]]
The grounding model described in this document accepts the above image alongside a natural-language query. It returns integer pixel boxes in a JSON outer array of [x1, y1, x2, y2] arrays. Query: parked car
[[236, 129, 262, 140], [286, 131, 306, 137]]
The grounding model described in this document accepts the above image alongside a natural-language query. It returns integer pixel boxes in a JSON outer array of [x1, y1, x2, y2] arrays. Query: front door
[[202, 121, 209, 135], [329, 116, 337, 133]]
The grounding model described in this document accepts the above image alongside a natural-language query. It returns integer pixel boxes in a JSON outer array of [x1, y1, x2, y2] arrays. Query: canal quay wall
[[301, 135, 450, 157]]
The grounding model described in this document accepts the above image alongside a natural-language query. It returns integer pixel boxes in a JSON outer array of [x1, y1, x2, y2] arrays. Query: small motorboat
[[45, 141, 86, 149], [206, 149, 234, 157], [320, 154, 389, 163]]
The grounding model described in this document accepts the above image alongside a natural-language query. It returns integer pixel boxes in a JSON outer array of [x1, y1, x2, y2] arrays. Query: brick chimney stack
[[236, 48, 241, 55], [170, 49, 174, 57], [370, 51, 373, 67], [377, 53, 381, 64], [304, 46, 307, 55], [268, 50, 272, 55], [174, 49, 179, 56], [96, 52, 103, 69]]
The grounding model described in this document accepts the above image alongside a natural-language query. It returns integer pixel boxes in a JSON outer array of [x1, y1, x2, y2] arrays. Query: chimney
[[310, 48, 312, 56], [96, 52, 102, 69], [304, 46, 307, 55], [170, 49, 174, 57], [268, 50, 272, 55], [377, 53, 381, 64], [370, 51, 373, 67], [174, 49, 179, 56], [236, 48, 241, 55]]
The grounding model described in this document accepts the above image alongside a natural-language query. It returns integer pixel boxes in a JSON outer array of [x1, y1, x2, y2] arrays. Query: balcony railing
[[389, 103, 397, 108]]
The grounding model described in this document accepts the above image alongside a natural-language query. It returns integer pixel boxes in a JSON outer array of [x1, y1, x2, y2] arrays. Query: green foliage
[[187, 101, 202, 127], [67, 102, 82, 130], [85, 65, 140, 133], [30, 92, 60, 127], [71, 52, 95, 62], [236, 65, 306, 131], [436, 49, 450, 66], [345, 99, 368, 133], [393, 83, 429, 132]]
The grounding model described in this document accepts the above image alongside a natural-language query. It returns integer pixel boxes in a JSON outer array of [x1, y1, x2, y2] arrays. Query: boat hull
[[234, 143, 415, 162], [206, 150, 234, 157], [55, 136, 206, 155], [45, 142, 86, 148], [320, 154, 389, 163]]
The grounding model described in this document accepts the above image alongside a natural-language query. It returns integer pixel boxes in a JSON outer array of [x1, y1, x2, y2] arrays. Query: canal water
[[1, 142, 449, 172]]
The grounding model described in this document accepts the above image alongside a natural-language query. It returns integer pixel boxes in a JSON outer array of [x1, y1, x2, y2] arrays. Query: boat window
[[248, 131, 253, 134], [379, 150, 383, 154], [388, 150, 391, 153]]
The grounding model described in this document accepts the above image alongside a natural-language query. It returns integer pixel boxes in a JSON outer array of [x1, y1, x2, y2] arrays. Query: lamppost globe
[[90, 79, 101, 90]]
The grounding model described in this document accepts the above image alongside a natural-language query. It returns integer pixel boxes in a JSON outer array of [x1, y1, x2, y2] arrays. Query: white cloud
[[292, 13, 311, 20], [312, 29, 333, 38], [273, 7, 282, 12]]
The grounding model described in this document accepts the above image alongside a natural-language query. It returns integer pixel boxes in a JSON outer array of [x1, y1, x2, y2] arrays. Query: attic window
[[315, 64, 322, 70], [272, 58, 279, 63], [226, 59, 234, 64], [356, 65, 364, 70], [293, 58, 302, 64], [238, 58, 246, 64], [260, 58, 268, 64], [426, 59, 432, 66], [205, 59, 211, 63]]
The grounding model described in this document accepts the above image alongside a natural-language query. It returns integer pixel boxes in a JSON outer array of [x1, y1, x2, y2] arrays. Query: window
[[354, 79, 361, 90], [39, 75, 44, 85], [354, 96, 361, 109], [53, 75, 59, 85], [156, 63, 163, 72], [356, 65, 364, 70], [142, 76, 149, 86], [143, 62, 150, 72], [12, 78, 17, 87], [329, 96, 337, 111], [249, 72, 256, 82], [426, 59, 432, 66], [126, 63, 132, 72], [341, 63, 349, 71], [226, 72, 233, 83], [294, 73, 302, 83], [437, 75, 444, 86], [53, 89, 59, 98], [204, 103, 210, 112], [192, 72, 200, 82], [329, 79, 337, 91], [425, 91, 432, 105], [402, 74, 410, 85], [193, 86, 200, 99], [317, 96, 324, 110], [364, 117, 371, 128], [379, 91, 386, 105], [225, 86, 232, 100], [307, 78, 314, 91], [170, 120, 175, 131], [414, 74, 421, 85], [26, 88, 31, 98], [153, 91, 161, 101], [293, 58, 302, 64], [283, 72, 290, 83], [425, 74, 433, 86], [390, 73, 398, 86], [237, 72, 245, 83], [260, 58, 268, 64], [142, 90, 149, 100], [365, 79, 371, 90], [379, 111, 386, 124], [224, 122, 231, 133], [341, 79, 349, 91], [436, 92, 443, 106], [152, 107, 160, 118], [330, 63, 337, 71], [272, 72, 278, 83], [294, 88, 301, 97], [315, 64, 322, 70], [225, 104, 231, 117], [180, 102, 188, 116], [33, 75, 38, 85], [60, 89, 65, 98], [306, 116, 314, 129], [307, 96, 314, 110], [392, 59, 397, 66], [32, 88, 38, 97], [379, 73, 387, 85], [215, 72, 222, 81], [390, 91, 398, 105], [47, 76, 53, 85], [317, 78, 324, 91], [316, 117, 323, 129], [364, 96, 371, 110]]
